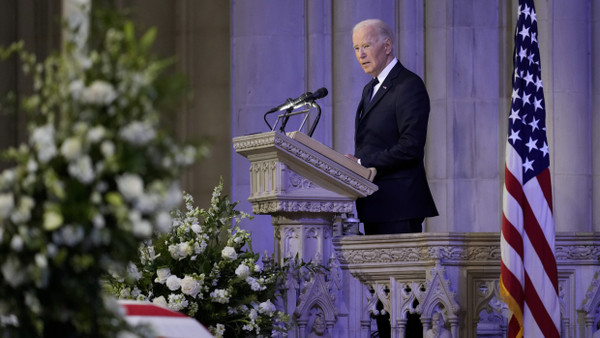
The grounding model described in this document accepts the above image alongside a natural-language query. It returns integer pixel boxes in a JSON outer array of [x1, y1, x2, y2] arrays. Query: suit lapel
[[358, 62, 404, 122]]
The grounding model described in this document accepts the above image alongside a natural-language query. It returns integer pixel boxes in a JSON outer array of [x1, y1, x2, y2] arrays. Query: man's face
[[352, 24, 391, 78]]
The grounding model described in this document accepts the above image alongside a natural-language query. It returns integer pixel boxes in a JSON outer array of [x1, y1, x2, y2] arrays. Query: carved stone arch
[[416, 264, 461, 338], [471, 280, 507, 336], [294, 274, 338, 325], [580, 269, 600, 336], [395, 281, 423, 320], [417, 265, 460, 318]]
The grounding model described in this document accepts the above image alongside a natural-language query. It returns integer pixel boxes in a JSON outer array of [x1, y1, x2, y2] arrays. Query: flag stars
[[509, 129, 522, 144], [509, 108, 521, 123], [533, 97, 544, 112], [519, 25, 530, 41], [531, 31, 538, 44], [523, 71, 534, 87], [522, 4, 531, 20], [525, 137, 538, 152], [540, 142, 549, 157], [530, 9, 537, 23], [527, 52, 535, 65], [522, 92, 531, 106], [518, 47, 528, 61], [522, 157, 535, 172], [512, 88, 521, 103], [529, 116, 540, 132], [534, 76, 543, 91]]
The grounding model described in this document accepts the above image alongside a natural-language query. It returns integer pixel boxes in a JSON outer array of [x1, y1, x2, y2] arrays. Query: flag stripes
[[500, 0, 560, 336]]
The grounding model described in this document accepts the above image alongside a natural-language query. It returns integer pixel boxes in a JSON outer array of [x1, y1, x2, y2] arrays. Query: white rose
[[155, 267, 171, 284], [60, 137, 82, 160], [10, 235, 23, 252], [117, 174, 144, 201], [43, 210, 63, 231], [249, 308, 258, 320], [132, 219, 152, 238], [87, 126, 106, 143], [191, 223, 202, 233], [68, 155, 95, 183], [258, 300, 276, 314], [153, 296, 168, 308], [155, 211, 172, 233], [59, 225, 85, 247], [169, 242, 193, 261], [32, 124, 57, 163], [0, 169, 16, 189], [100, 141, 115, 158], [1, 257, 26, 287], [164, 182, 183, 210], [166, 275, 181, 291], [221, 246, 237, 260], [235, 264, 250, 279], [0, 193, 15, 219], [180, 276, 201, 298], [34, 253, 47, 268], [69, 79, 85, 100], [27, 159, 38, 173], [254, 264, 262, 273], [82, 80, 117, 105], [119, 121, 156, 146]]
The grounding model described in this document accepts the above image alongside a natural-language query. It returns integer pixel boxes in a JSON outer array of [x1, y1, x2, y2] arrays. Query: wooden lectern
[[233, 130, 377, 217], [232, 130, 378, 337]]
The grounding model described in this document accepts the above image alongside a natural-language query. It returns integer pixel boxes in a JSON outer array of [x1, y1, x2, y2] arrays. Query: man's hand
[[345, 154, 359, 162]]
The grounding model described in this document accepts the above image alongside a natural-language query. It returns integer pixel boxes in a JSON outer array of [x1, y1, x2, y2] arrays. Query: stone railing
[[332, 232, 600, 338]]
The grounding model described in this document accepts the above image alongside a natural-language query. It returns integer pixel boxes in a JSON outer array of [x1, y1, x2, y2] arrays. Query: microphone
[[268, 87, 329, 112]]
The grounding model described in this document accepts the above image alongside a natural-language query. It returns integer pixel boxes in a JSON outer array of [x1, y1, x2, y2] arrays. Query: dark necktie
[[361, 78, 379, 118]]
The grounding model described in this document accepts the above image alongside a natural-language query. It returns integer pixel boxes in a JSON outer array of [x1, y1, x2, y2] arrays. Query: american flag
[[500, 0, 561, 337]]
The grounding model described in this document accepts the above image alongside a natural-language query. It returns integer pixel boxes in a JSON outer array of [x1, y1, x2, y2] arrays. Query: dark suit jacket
[[355, 61, 438, 223]]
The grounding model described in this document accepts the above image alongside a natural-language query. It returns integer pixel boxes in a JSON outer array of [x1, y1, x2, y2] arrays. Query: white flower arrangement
[[0, 6, 205, 337], [108, 183, 292, 338]]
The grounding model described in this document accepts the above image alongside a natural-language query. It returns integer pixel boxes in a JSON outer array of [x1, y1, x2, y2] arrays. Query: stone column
[[231, 1, 308, 252], [305, 0, 333, 146], [424, 0, 503, 232], [538, 0, 592, 232], [593, 0, 600, 232]]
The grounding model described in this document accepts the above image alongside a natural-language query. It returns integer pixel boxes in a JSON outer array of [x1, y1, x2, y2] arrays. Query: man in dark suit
[[345, 18, 437, 338], [346, 18, 438, 236]]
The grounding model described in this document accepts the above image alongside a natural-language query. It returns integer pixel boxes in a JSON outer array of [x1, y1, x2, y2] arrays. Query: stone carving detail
[[398, 281, 424, 323], [294, 272, 340, 338], [232, 134, 276, 151], [288, 171, 315, 191], [363, 265, 460, 337], [249, 159, 280, 197], [555, 245, 600, 262], [416, 264, 460, 338], [252, 200, 353, 214], [272, 136, 377, 196], [580, 269, 600, 336], [472, 280, 507, 337], [337, 245, 502, 265], [327, 254, 342, 303]]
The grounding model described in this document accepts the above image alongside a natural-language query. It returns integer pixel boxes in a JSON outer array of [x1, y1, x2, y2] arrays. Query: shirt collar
[[375, 58, 398, 84]]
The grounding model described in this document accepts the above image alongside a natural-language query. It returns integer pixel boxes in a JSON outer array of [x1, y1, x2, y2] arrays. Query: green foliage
[[107, 181, 293, 337], [0, 4, 204, 338]]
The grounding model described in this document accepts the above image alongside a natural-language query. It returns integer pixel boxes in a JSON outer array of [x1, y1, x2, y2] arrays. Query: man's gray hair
[[353, 19, 394, 44]]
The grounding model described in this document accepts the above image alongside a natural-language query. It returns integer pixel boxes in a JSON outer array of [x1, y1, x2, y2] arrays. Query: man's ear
[[384, 38, 392, 55]]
